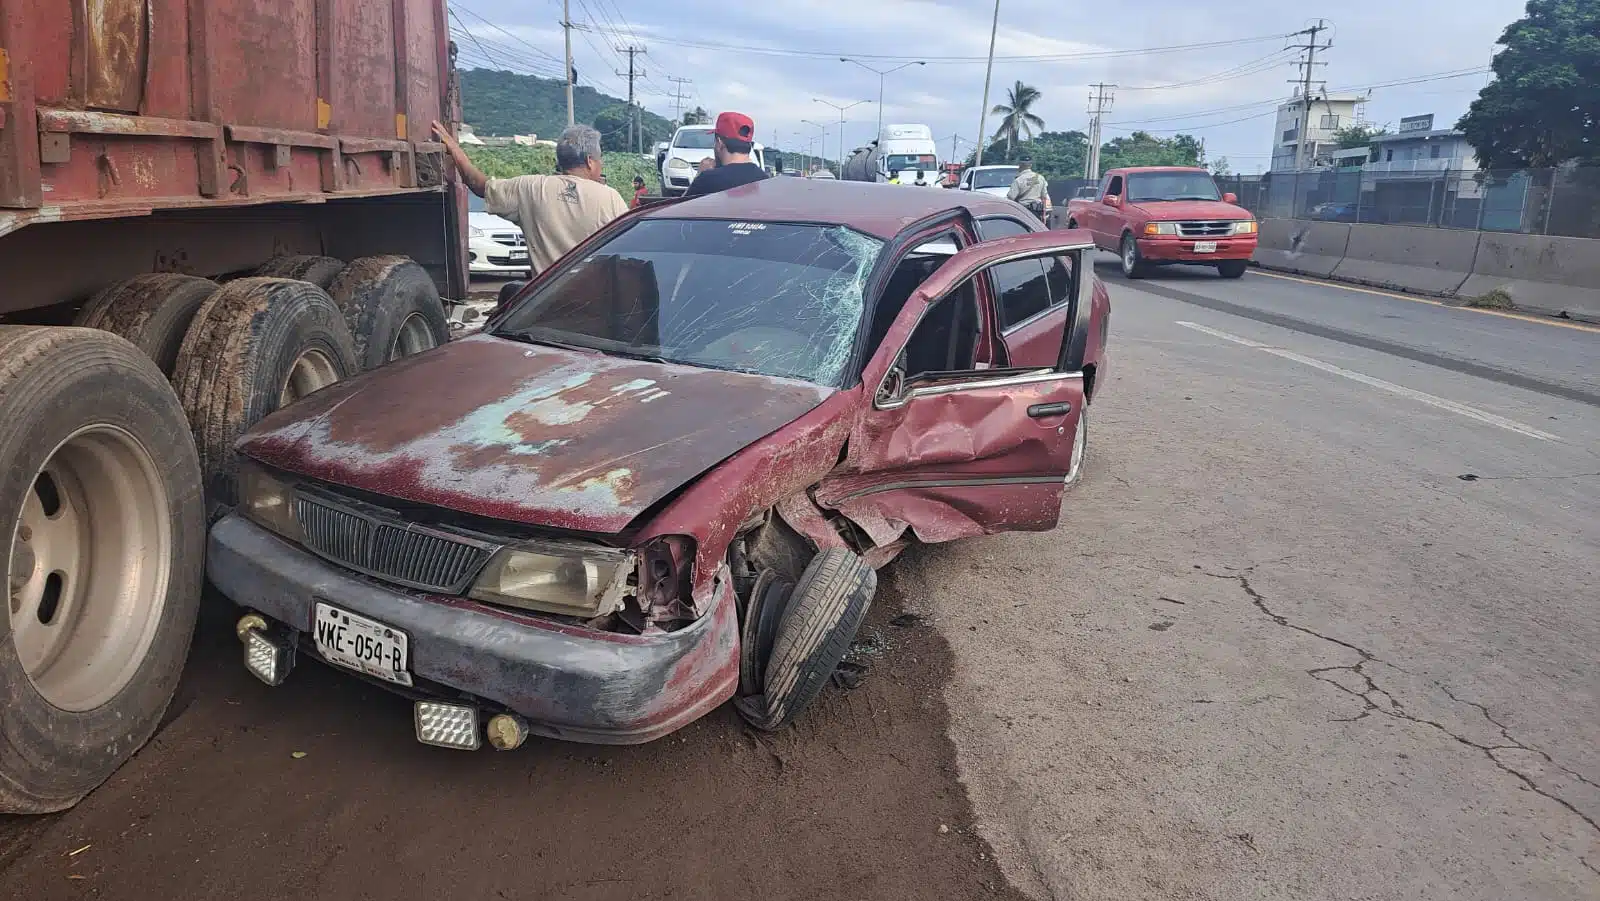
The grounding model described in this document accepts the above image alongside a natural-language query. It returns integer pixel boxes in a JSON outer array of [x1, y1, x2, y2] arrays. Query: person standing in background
[[1006, 155, 1051, 223], [431, 121, 628, 275], [683, 112, 769, 198], [631, 175, 649, 208]]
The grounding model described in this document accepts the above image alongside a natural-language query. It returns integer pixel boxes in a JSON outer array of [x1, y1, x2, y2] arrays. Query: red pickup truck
[[1064, 167, 1257, 279]]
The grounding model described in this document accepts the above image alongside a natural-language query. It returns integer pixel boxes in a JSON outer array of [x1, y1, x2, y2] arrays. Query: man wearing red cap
[[683, 112, 770, 198]]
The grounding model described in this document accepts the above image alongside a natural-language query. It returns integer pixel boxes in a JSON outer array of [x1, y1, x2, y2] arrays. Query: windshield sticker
[[727, 222, 768, 235]]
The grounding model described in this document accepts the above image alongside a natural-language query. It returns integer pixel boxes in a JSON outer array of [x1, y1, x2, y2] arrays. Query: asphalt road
[[1, 261, 1594, 900], [925, 257, 1598, 900]]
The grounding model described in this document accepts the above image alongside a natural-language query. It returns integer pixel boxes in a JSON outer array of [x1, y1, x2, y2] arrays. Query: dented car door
[[818, 231, 1098, 546]]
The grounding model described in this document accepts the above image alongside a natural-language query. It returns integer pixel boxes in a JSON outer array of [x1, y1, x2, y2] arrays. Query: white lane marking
[[1175, 320, 1561, 442]]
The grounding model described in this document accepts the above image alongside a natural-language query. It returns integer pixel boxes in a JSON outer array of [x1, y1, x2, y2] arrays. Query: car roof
[[1109, 166, 1208, 173], [637, 177, 1026, 240]]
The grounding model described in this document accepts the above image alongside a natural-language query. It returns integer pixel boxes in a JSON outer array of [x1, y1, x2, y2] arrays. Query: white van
[[659, 126, 767, 196]]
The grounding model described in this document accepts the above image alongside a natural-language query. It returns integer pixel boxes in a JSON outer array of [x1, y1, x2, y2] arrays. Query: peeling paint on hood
[[240, 335, 833, 533]]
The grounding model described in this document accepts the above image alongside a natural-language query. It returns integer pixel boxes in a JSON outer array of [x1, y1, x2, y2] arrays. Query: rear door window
[[976, 218, 1052, 329]]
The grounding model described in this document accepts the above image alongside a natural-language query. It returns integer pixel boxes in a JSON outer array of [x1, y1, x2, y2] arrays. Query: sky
[[448, 0, 1529, 173]]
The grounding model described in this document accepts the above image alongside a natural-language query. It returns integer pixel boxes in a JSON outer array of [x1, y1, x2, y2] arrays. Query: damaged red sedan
[[208, 177, 1110, 750]]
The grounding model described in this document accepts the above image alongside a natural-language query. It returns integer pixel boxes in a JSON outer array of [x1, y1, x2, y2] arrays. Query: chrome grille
[[1177, 220, 1234, 238], [294, 493, 497, 593], [490, 231, 526, 247]]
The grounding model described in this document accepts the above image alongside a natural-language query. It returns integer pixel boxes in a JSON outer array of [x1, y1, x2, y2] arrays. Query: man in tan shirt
[[432, 122, 630, 274]]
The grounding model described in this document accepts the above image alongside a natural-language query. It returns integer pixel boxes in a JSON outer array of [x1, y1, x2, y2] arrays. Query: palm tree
[[991, 81, 1045, 157]]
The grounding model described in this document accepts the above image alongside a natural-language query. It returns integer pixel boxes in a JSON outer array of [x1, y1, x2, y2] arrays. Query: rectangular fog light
[[415, 701, 481, 750], [243, 630, 293, 686]]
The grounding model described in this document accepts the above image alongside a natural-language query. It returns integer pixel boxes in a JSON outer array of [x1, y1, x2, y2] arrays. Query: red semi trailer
[[0, 0, 468, 813]]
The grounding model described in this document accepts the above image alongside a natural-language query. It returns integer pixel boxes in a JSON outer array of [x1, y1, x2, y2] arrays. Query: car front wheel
[[1218, 259, 1248, 279], [1120, 233, 1146, 279]]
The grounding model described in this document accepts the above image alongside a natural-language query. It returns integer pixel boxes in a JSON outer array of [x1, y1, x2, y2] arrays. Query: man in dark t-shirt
[[683, 112, 770, 197]]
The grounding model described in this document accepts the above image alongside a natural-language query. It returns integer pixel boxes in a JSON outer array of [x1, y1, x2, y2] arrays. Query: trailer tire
[[734, 549, 875, 731], [0, 326, 204, 814], [74, 274, 221, 376], [254, 255, 347, 289], [173, 278, 358, 518], [327, 256, 450, 369]]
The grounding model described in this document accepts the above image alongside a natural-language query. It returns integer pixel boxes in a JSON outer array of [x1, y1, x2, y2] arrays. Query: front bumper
[[207, 515, 740, 744], [1138, 234, 1257, 262]]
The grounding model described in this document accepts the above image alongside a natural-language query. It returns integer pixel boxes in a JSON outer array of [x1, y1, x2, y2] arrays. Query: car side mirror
[[877, 364, 907, 406], [1102, 195, 1120, 207], [1223, 192, 1238, 204]]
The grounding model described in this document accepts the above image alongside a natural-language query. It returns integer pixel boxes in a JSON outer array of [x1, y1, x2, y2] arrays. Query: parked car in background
[[468, 193, 532, 278], [209, 178, 1110, 752], [808, 168, 837, 180], [1065, 166, 1257, 279], [958, 164, 1020, 197]]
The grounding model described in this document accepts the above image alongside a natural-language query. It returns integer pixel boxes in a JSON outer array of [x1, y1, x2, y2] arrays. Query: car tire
[[254, 255, 347, 290], [1120, 233, 1147, 279], [0, 326, 204, 814], [73, 274, 220, 376], [734, 548, 875, 732], [327, 256, 451, 369], [1064, 409, 1088, 488], [1217, 259, 1248, 279], [1067, 218, 1079, 230], [172, 278, 359, 518]]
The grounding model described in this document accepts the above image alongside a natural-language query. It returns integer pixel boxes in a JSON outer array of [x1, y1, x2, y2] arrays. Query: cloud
[[460, 0, 1527, 172]]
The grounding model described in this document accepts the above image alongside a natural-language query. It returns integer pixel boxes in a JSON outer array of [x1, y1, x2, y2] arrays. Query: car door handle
[[1027, 401, 1073, 418]]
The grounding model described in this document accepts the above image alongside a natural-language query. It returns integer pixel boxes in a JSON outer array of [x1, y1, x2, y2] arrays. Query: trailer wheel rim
[[280, 349, 340, 407], [389, 312, 438, 361], [9, 425, 172, 711]]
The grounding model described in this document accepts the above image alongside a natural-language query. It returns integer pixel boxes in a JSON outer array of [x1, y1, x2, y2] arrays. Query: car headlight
[[667, 158, 691, 171], [1232, 220, 1258, 235], [1143, 222, 1178, 236], [469, 225, 484, 237], [469, 543, 636, 617], [238, 461, 302, 541]]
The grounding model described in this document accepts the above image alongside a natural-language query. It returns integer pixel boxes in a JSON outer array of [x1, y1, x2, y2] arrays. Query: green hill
[[459, 68, 676, 149]]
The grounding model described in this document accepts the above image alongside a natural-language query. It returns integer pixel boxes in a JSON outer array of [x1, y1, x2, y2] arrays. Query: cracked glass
[[492, 219, 884, 386]]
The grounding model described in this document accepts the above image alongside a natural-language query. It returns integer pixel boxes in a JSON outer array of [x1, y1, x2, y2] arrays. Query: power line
[[451, 3, 564, 64], [1119, 48, 1300, 91], [1106, 66, 1492, 127], [580, 26, 1291, 64]]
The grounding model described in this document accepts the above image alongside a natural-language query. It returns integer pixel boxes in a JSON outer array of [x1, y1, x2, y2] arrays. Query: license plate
[[508, 249, 528, 261], [313, 603, 411, 686], [1193, 241, 1218, 253]]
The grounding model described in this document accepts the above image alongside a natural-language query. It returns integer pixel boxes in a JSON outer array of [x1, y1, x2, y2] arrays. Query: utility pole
[[668, 76, 692, 123], [975, 0, 1000, 167], [561, 0, 575, 126], [1287, 19, 1331, 171], [1085, 83, 1115, 180], [616, 45, 646, 153]]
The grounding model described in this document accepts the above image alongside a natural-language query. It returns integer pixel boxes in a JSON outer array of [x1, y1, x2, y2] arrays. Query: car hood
[[973, 186, 1010, 197], [239, 334, 833, 534], [469, 210, 518, 231], [1128, 199, 1252, 220]]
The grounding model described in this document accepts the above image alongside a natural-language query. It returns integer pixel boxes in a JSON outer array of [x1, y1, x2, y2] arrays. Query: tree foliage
[[1458, 0, 1599, 168], [592, 104, 666, 153], [991, 82, 1046, 156], [464, 145, 659, 191], [682, 106, 710, 126], [1096, 131, 1204, 171], [1333, 124, 1388, 150], [967, 131, 1089, 184], [459, 68, 675, 142], [1208, 156, 1232, 176]]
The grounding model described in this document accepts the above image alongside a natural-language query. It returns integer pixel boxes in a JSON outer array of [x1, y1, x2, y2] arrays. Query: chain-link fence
[[1215, 166, 1600, 239]]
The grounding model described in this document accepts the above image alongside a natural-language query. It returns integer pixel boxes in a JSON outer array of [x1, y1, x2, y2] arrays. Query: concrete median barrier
[[1330, 224, 1478, 295], [1458, 233, 1600, 323], [1252, 218, 1349, 277]]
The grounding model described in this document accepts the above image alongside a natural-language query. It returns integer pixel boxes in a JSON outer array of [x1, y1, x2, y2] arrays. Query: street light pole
[[813, 99, 871, 176], [840, 58, 926, 143], [801, 118, 829, 173], [975, 0, 1000, 167]]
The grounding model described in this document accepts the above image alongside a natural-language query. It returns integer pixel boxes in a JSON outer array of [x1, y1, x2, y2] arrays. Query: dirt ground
[[0, 571, 1027, 901]]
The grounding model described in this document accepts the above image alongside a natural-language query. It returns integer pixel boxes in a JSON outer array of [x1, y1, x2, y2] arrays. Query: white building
[[1270, 90, 1366, 172]]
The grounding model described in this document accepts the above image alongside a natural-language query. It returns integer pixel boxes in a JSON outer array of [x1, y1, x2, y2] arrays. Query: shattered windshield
[[492, 219, 884, 386]]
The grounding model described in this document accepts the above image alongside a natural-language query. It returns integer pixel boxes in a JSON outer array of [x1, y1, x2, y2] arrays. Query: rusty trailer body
[[0, 0, 467, 315], [0, 0, 468, 815]]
